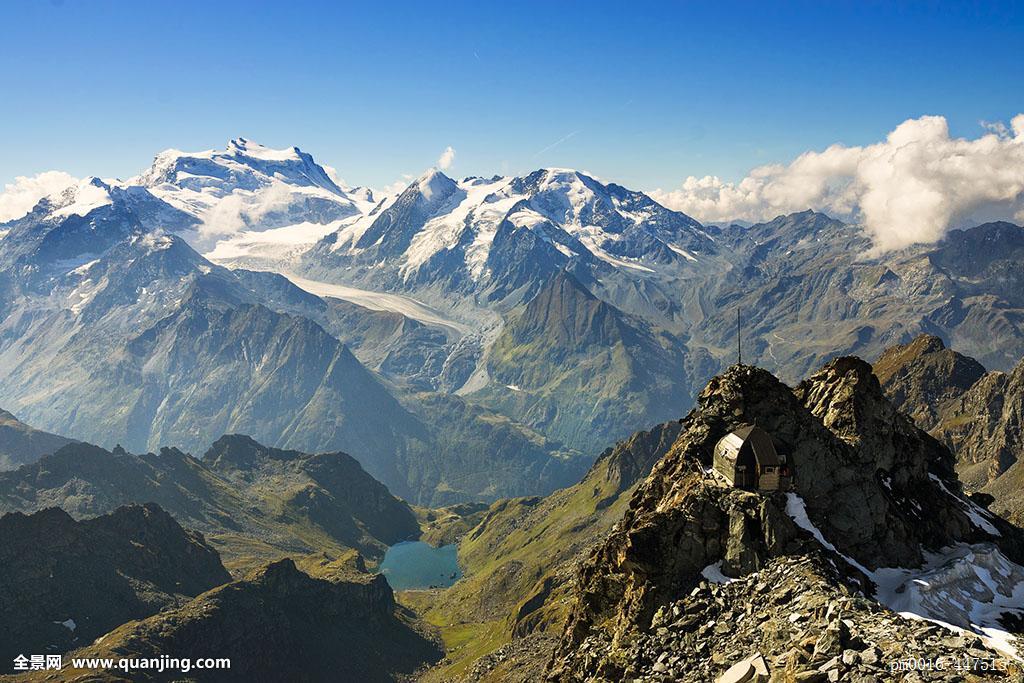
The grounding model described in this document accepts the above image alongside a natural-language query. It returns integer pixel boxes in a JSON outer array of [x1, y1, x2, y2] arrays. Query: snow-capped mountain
[[302, 167, 719, 309], [0, 176, 197, 287], [5, 137, 1024, 506], [0, 171, 583, 505], [136, 138, 378, 267]]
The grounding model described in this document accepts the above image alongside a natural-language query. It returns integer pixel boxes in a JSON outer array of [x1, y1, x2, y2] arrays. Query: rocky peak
[[510, 270, 624, 349], [546, 358, 1024, 681], [795, 355, 956, 478], [874, 333, 987, 430], [202, 433, 293, 469]]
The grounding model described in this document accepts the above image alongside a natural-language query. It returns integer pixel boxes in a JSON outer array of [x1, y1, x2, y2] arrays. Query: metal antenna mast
[[737, 308, 742, 366]]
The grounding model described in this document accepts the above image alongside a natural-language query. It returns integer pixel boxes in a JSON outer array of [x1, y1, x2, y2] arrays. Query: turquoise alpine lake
[[380, 541, 461, 590]]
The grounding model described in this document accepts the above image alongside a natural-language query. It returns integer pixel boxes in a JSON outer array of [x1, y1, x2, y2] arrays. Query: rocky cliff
[[0, 504, 229, 669], [546, 359, 1024, 681], [875, 334, 1024, 520], [873, 334, 987, 431], [48, 558, 442, 682]]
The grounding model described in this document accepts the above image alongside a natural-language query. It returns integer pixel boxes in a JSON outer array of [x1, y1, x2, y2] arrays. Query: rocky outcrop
[[0, 504, 229, 668], [574, 554, 1022, 682], [937, 358, 1024, 490], [873, 334, 986, 430], [546, 360, 1024, 681], [51, 558, 442, 682], [874, 335, 1024, 514]]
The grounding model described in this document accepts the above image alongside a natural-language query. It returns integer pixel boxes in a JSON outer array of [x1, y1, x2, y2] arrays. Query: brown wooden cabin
[[712, 424, 790, 491]]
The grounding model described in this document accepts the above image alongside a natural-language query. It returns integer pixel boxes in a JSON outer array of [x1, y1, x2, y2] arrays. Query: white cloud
[[377, 173, 415, 198], [436, 146, 456, 170], [321, 163, 347, 188], [200, 183, 297, 238], [0, 171, 79, 222], [652, 114, 1024, 253]]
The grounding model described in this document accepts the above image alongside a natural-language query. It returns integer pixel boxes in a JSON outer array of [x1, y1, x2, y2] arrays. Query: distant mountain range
[[2, 138, 1023, 505], [0, 434, 421, 572]]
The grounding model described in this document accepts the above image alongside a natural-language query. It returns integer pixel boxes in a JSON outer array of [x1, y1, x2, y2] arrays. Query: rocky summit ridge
[[545, 359, 1024, 682]]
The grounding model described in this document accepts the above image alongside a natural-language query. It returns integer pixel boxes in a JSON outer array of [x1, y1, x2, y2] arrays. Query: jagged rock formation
[[0, 504, 229, 668], [873, 334, 987, 431], [579, 554, 1023, 682], [546, 359, 1024, 681], [50, 558, 442, 682], [0, 436, 419, 572], [0, 408, 73, 470], [875, 334, 1024, 521]]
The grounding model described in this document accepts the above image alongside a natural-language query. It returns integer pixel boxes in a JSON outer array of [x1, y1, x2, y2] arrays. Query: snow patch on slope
[[785, 492, 1023, 659], [930, 473, 1002, 537], [52, 179, 113, 219]]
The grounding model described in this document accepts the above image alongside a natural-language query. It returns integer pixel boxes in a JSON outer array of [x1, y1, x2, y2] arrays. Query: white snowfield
[[204, 220, 346, 263], [701, 560, 739, 585], [785, 492, 1024, 659], [51, 178, 113, 219]]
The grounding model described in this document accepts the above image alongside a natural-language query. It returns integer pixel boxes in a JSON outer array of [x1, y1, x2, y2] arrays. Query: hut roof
[[715, 424, 780, 468]]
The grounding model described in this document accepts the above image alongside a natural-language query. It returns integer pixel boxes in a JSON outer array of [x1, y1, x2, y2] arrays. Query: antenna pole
[[737, 308, 742, 366]]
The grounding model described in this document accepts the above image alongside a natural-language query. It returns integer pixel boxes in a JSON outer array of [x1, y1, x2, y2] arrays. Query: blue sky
[[1, 0, 1022, 192]]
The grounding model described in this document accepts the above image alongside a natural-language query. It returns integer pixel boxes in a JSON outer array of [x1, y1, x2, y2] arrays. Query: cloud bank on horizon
[[652, 114, 1024, 253]]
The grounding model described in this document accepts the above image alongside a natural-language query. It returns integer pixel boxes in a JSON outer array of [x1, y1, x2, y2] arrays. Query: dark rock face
[[57, 559, 442, 682], [0, 504, 229, 668], [546, 360, 1024, 681], [953, 359, 1024, 520], [874, 334, 1024, 519]]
